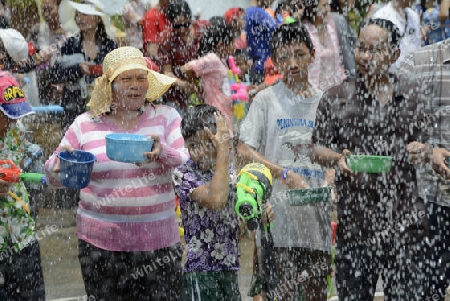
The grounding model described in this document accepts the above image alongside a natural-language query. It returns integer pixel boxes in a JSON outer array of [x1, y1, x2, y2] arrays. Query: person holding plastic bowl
[[311, 19, 429, 301], [44, 46, 189, 300]]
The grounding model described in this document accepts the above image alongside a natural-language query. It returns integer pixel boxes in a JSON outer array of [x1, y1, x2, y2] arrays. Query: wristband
[[281, 167, 290, 184]]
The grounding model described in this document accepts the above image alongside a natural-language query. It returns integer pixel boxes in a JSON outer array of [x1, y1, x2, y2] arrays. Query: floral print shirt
[[0, 122, 35, 252], [173, 159, 240, 273]]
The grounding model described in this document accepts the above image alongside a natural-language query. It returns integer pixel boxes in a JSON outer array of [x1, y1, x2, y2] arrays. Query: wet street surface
[[36, 208, 449, 301], [36, 208, 257, 301]]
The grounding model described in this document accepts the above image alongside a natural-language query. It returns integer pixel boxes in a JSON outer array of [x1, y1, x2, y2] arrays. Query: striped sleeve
[[157, 107, 189, 168]]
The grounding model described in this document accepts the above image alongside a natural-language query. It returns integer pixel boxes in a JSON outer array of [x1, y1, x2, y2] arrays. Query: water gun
[[0, 160, 47, 185], [235, 163, 279, 300], [235, 163, 273, 231], [228, 56, 249, 124], [282, 12, 297, 24], [0, 160, 46, 215], [276, 11, 297, 24]]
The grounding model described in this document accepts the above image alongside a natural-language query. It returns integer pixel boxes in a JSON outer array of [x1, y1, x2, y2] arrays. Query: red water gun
[[0, 160, 46, 185], [0, 160, 46, 214]]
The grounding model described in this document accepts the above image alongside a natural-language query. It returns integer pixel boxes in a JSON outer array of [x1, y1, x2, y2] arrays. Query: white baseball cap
[[0, 28, 28, 64]]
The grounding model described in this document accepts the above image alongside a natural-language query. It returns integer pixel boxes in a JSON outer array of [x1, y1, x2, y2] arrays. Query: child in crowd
[[180, 17, 235, 135], [234, 48, 252, 85], [173, 104, 240, 300], [173, 104, 274, 300], [237, 22, 332, 301], [0, 71, 45, 300]]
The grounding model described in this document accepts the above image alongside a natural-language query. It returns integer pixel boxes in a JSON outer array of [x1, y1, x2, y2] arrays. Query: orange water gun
[[0, 160, 47, 185], [0, 160, 46, 214]]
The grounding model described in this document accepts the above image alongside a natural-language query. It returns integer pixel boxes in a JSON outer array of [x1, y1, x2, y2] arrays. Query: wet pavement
[[36, 209, 84, 300], [35, 208, 450, 301], [36, 208, 257, 301]]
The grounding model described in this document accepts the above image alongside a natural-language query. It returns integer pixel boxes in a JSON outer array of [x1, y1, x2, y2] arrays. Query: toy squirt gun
[[0, 160, 47, 185], [228, 56, 249, 125], [235, 163, 273, 231], [235, 163, 279, 300], [0, 160, 47, 214]]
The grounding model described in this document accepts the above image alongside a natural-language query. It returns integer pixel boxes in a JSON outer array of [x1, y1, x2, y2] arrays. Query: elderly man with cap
[[45, 46, 189, 300]]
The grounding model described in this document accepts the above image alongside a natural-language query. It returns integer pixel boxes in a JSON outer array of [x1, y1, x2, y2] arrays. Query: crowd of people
[[0, 0, 449, 300]]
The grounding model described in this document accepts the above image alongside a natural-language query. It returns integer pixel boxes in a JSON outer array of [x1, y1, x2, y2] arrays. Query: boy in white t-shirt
[[237, 22, 332, 301]]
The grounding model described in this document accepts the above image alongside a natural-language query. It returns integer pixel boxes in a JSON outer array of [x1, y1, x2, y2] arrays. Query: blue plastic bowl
[[106, 133, 154, 163], [58, 150, 96, 189]]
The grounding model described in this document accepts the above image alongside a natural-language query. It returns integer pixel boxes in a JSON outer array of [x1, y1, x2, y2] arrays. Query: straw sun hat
[[87, 47, 176, 117]]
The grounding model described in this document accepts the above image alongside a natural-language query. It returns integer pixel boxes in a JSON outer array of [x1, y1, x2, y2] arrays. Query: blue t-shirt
[[245, 6, 279, 74], [423, 6, 450, 44], [415, 4, 450, 44]]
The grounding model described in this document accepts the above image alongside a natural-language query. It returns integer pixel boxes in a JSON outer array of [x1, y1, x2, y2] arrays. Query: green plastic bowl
[[287, 187, 331, 206], [347, 155, 393, 173]]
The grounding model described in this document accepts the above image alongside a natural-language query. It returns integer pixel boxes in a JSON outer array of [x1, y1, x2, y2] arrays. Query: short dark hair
[[234, 47, 250, 61], [181, 104, 221, 140], [363, 18, 401, 50], [276, 0, 303, 15], [167, 0, 192, 23], [330, 0, 342, 13], [198, 17, 234, 57], [270, 21, 314, 57], [301, 0, 319, 24], [209, 15, 224, 27]]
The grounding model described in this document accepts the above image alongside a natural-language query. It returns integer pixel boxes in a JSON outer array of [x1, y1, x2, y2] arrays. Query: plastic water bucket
[[106, 133, 154, 163], [58, 150, 96, 189]]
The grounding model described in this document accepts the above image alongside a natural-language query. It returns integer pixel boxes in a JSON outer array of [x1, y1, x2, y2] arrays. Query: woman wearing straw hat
[[45, 46, 189, 300]]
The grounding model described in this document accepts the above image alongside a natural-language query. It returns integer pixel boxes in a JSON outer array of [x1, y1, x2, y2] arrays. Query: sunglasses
[[172, 22, 191, 29]]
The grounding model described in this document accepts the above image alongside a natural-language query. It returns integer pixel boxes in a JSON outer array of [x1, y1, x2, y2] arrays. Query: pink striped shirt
[[45, 105, 189, 251]]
